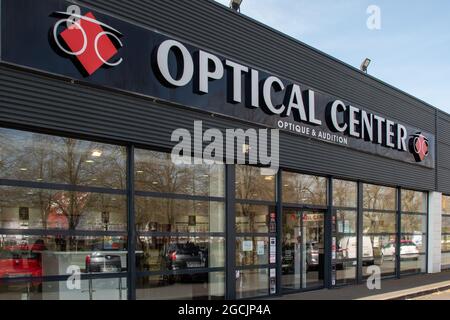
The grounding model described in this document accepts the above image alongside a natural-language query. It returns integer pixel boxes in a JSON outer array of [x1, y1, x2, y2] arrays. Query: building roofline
[[207, 0, 449, 118]]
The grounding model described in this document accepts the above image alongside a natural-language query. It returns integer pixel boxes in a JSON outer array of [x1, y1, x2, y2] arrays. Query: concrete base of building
[[269, 271, 450, 300]]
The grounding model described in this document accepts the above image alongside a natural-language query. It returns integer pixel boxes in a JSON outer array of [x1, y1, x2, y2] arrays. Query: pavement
[[270, 271, 450, 300], [411, 289, 450, 300]]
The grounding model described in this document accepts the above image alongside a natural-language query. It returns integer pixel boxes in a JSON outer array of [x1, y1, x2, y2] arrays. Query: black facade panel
[[279, 135, 434, 190], [438, 111, 450, 194], [0, 65, 435, 191], [75, 0, 436, 132]]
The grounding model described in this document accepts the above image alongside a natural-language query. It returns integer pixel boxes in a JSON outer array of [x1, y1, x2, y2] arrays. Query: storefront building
[[0, 0, 449, 300]]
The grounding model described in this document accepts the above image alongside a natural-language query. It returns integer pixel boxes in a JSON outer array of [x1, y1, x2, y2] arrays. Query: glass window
[[0, 235, 127, 278], [441, 235, 450, 252], [0, 187, 127, 231], [443, 195, 450, 214], [236, 268, 268, 299], [236, 237, 269, 267], [401, 235, 426, 254], [0, 128, 126, 189], [135, 197, 225, 233], [401, 214, 427, 234], [134, 149, 224, 197], [235, 166, 275, 201], [335, 261, 357, 285], [236, 204, 274, 234], [400, 255, 426, 274], [362, 235, 396, 277], [363, 184, 396, 211], [442, 252, 450, 269], [333, 208, 357, 286], [335, 210, 357, 234], [363, 212, 396, 233], [0, 278, 127, 300], [136, 272, 225, 300], [333, 180, 357, 208], [136, 236, 225, 272], [134, 149, 226, 301], [442, 196, 450, 270], [282, 172, 327, 205], [443, 216, 450, 234], [401, 190, 427, 213]]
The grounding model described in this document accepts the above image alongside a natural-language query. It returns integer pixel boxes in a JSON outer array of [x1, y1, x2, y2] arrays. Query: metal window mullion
[[0, 178, 126, 195], [275, 168, 282, 296], [396, 187, 402, 279], [225, 164, 236, 300], [324, 177, 333, 289], [127, 145, 136, 300], [357, 182, 363, 283]]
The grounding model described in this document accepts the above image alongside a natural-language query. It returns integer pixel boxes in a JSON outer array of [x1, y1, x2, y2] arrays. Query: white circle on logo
[[94, 31, 123, 67], [53, 18, 87, 56]]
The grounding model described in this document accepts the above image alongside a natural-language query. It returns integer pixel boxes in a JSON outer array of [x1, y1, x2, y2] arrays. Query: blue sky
[[214, 0, 450, 114]]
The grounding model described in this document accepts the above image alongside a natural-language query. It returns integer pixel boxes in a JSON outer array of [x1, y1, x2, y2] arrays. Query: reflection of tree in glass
[[283, 173, 326, 205], [135, 151, 215, 196], [333, 180, 357, 208], [236, 166, 275, 201], [402, 190, 425, 213], [0, 129, 126, 188], [363, 185, 396, 234]]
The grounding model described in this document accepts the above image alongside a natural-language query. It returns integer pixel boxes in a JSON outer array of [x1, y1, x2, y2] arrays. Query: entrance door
[[281, 209, 325, 292]]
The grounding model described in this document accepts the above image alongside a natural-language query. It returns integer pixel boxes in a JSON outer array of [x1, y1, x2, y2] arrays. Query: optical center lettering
[[155, 40, 411, 154]]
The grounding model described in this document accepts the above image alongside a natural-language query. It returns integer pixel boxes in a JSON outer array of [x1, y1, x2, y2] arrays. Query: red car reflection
[[0, 244, 43, 281]]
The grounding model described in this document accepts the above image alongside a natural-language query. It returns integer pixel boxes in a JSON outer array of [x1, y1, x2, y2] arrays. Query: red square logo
[[60, 12, 118, 75]]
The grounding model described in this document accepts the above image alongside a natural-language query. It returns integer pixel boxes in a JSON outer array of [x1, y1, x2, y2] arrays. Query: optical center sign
[[0, 0, 435, 168]]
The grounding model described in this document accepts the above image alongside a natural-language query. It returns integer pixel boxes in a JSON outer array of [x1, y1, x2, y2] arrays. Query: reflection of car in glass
[[85, 252, 122, 273], [85, 238, 126, 273], [0, 245, 43, 281], [164, 242, 207, 283], [336, 236, 374, 266], [165, 243, 206, 270], [381, 241, 419, 262], [305, 242, 319, 270]]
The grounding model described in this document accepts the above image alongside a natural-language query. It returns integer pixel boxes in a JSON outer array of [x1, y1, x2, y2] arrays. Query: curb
[[389, 285, 450, 300], [357, 281, 450, 300]]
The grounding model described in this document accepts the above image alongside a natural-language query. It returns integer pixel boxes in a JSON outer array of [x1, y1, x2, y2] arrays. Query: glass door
[[282, 209, 325, 292]]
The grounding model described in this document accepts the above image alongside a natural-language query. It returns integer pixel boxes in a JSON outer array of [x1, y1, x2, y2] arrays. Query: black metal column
[[324, 177, 333, 288], [396, 187, 402, 279], [225, 164, 236, 300], [357, 181, 364, 283], [127, 145, 136, 300], [275, 169, 283, 295]]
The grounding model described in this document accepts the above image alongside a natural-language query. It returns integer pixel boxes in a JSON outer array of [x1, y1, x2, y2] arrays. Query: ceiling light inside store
[[20, 168, 28, 171], [85, 160, 94, 163], [242, 143, 251, 154], [92, 150, 102, 157]]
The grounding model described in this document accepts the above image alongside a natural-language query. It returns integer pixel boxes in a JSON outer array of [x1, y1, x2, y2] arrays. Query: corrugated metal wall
[[0, 0, 446, 192], [438, 111, 450, 194]]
